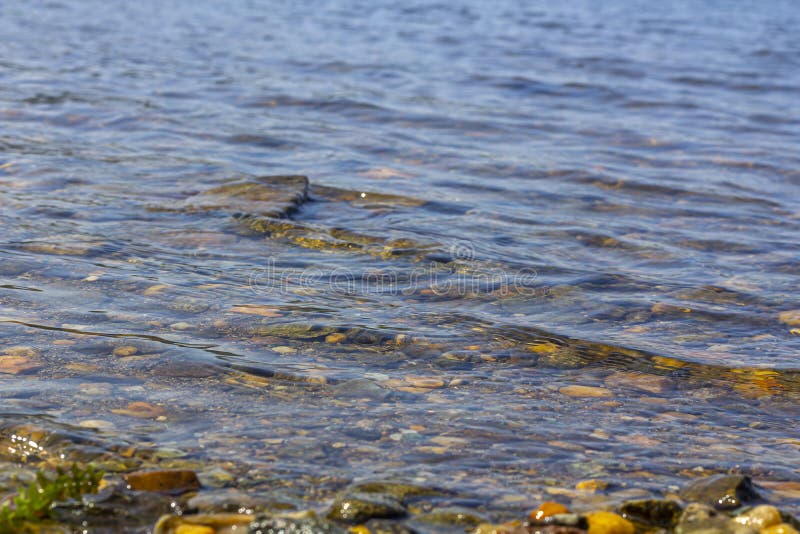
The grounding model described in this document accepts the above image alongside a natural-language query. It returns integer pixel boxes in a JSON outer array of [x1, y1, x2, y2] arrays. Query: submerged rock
[[679, 475, 763, 510], [411, 506, 488, 527], [249, 512, 347, 533], [349, 481, 446, 502], [154, 513, 252, 534], [326, 492, 407, 524], [125, 469, 201, 493], [184, 175, 309, 219]]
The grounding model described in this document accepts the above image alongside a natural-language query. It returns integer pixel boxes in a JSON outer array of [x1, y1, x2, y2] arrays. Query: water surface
[[1, 0, 800, 524]]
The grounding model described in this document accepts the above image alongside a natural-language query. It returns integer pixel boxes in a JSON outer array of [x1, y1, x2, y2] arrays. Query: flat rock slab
[[183, 175, 309, 218]]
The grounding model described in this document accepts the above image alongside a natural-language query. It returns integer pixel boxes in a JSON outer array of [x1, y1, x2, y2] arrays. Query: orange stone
[[325, 333, 347, 343], [0, 355, 43, 375], [125, 469, 201, 493], [529, 501, 569, 522]]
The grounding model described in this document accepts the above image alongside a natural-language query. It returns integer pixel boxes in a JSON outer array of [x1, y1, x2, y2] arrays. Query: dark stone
[[411, 506, 487, 527], [342, 426, 383, 442], [679, 475, 763, 510], [156, 361, 218, 378], [249, 513, 346, 534], [326, 492, 406, 524], [349, 481, 446, 502], [619, 499, 684, 528], [331, 379, 390, 401]]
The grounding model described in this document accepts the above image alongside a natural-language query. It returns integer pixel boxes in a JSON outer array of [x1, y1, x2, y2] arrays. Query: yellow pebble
[[576, 479, 609, 492], [761, 524, 799, 534], [112, 346, 138, 357], [175, 525, 215, 534], [349, 527, 372, 534], [733, 505, 782, 529], [529, 501, 569, 521], [586, 511, 635, 534], [325, 333, 347, 343]]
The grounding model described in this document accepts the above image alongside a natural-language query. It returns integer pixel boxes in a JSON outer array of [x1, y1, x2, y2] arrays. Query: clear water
[[1, 0, 799, 519]]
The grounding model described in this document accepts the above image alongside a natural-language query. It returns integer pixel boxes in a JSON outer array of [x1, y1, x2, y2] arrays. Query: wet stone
[[252, 322, 339, 340], [331, 378, 390, 400], [249, 513, 347, 534], [185, 174, 309, 219], [585, 511, 635, 534], [326, 492, 407, 524], [342, 426, 383, 442], [125, 469, 201, 493], [349, 481, 446, 502], [530, 502, 570, 522], [679, 475, 763, 510], [156, 360, 218, 378], [154, 513, 253, 534], [618, 498, 683, 528], [411, 506, 488, 527], [168, 297, 211, 314]]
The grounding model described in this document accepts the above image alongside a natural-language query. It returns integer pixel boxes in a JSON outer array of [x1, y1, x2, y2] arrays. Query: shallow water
[[1, 0, 800, 524]]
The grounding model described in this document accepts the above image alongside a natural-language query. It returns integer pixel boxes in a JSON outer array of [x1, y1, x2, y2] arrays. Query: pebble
[[3, 346, 40, 358], [559, 385, 614, 398], [272, 346, 297, 354], [144, 284, 170, 296], [326, 492, 406, 524], [576, 480, 609, 492], [585, 511, 634, 534], [112, 401, 168, 419], [125, 469, 201, 493], [0, 355, 43, 375], [404, 376, 445, 389], [229, 305, 282, 317], [732, 505, 782, 529], [170, 322, 194, 330], [326, 333, 347, 343], [529, 502, 570, 521], [604, 371, 672, 394], [113, 346, 139, 357], [78, 419, 116, 430]]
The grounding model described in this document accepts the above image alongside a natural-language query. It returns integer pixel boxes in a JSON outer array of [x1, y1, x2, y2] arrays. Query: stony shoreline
[[2, 446, 799, 534]]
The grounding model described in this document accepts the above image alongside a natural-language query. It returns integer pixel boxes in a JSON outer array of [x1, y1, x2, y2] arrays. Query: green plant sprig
[[0, 464, 103, 533]]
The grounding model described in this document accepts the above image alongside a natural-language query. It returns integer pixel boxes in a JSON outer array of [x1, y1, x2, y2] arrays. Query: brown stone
[[125, 469, 201, 493], [0, 355, 43, 375]]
